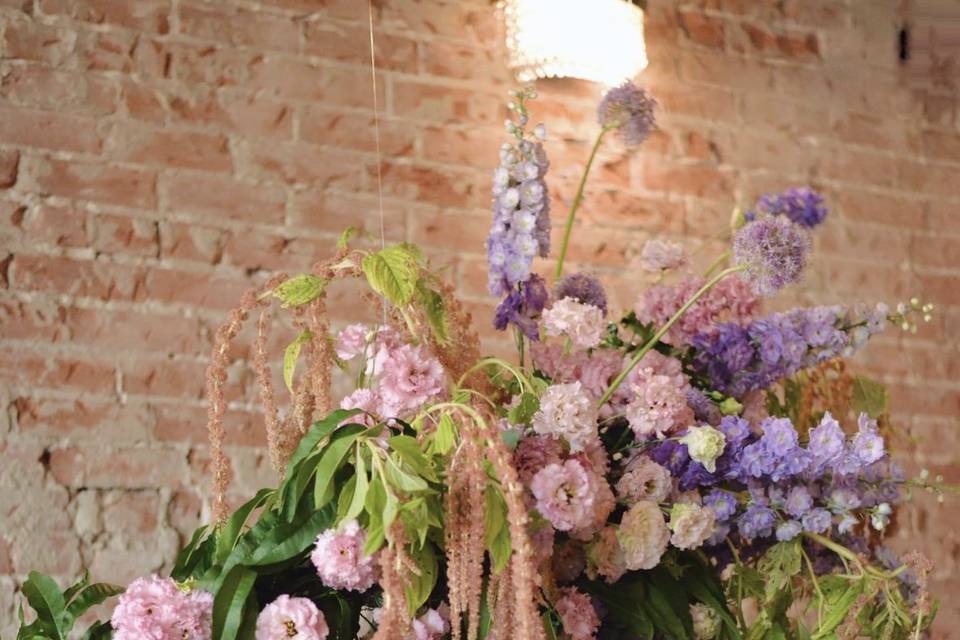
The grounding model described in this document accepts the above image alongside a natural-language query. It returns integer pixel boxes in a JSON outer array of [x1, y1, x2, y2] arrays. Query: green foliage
[[337, 226, 358, 250], [362, 244, 422, 306], [15, 571, 123, 640], [852, 374, 888, 418], [757, 540, 802, 602], [282, 330, 313, 393], [415, 277, 449, 344], [507, 392, 539, 426], [268, 274, 328, 308]]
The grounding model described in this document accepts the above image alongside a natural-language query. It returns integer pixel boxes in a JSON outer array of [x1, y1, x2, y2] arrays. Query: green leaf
[[269, 274, 328, 308], [427, 413, 457, 456], [811, 579, 864, 639], [172, 525, 216, 581], [81, 620, 114, 640], [286, 410, 360, 474], [584, 578, 653, 639], [382, 456, 429, 494], [363, 477, 387, 556], [404, 543, 439, 615], [335, 474, 358, 524], [388, 435, 438, 482], [282, 330, 313, 393], [341, 449, 369, 524], [312, 423, 367, 511], [852, 375, 888, 418], [21, 572, 68, 640], [62, 572, 90, 605], [507, 392, 540, 426], [337, 226, 358, 250], [216, 488, 275, 564], [757, 540, 802, 602], [415, 278, 448, 343], [247, 505, 336, 567], [484, 486, 511, 572], [212, 565, 257, 640], [361, 244, 421, 306], [66, 583, 124, 619]]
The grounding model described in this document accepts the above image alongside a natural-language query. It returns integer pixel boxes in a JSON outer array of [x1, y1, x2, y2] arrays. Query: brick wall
[[1, 0, 958, 635]]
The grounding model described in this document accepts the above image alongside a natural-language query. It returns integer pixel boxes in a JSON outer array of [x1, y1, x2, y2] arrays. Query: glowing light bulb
[[499, 0, 648, 86]]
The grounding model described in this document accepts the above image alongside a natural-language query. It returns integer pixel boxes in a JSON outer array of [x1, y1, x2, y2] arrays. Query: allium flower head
[[110, 575, 213, 640], [543, 297, 606, 349], [749, 187, 828, 229], [554, 272, 608, 315], [639, 239, 687, 272], [311, 520, 379, 592], [530, 459, 597, 532], [668, 503, 716, 550], [618, 501, 670, 570], [733, 216, 811, 296], [555, 587, 601, 640], [597, 81, 657, 146], [678, 425, 727, 473], [532, 381, 599, 453], [255, 595, 329, 640], [494, 273, 550, 340]]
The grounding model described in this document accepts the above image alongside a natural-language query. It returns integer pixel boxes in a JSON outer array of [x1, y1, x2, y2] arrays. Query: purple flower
[[738, 505, 776, 540], [554, 272, 609, 315], [747, 187, 828, 229], [808, 413, 845, 468], [784, 486, 813, 518], [597, 81, 657, 146], [852, 413, 885, 464], [704, 490, 739, 522], [776, 520, 803, 541], [718, 416, 752, 447], [687, 388, 722, 425], [738, 442, 774, 479], [759, 417, 799, 457], [801, 508, 833, 534], [733, 216, 811, 296], [494, 274, 549, 340], [828, 488, 862, 514]]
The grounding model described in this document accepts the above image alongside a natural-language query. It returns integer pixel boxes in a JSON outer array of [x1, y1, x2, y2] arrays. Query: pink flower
[[586, 526, 627, 584], [542, 297, 606, 349], [618, 501, 670, 571], [311, 519, 379, 592], [532, 382, 598, 453], [255, 595, 329, 640], [335, 323, 371, 360], [616, 455, 672, 503], [569, 467, 615, 542], [555, 587, 600, 640], [669, 503, 716, 550], [530, 344, 621, 400], [529, 460, 597, 532], [339, 388, 380, 425], [110, 575, 212, 640], [639, 239, 687, 272], [378, 344, 446, 417], [634, 275, 757, 346], [513, 435, 564, 485], [410, 607, 449, 640], [624, 373, 694, 438]]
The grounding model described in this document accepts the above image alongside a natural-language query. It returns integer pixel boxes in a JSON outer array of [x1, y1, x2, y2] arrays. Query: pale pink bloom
[[365, 326, 405, 377], [530, 344, 621, 400], [618, 501, 670, 570], [110, 575, 213, 640], [335, 323, 371, 360], [580, 437, 611, 476], [410, 607, 449, 640], [624, 373, 694, 438], [669, 503, 716, 550], [569, 470, 615, 542], [555, 587, 600, 640], [513, 435, 564, 485], [542, 297, 606, 349], [639, 239, 687, 272], [378, 344, 446, 417], [311, 519, 379, 592], [586, 526, 627, 584], [616, 456, 672, 503], [339, 388, 380, 425], [532, 382, 598, 453], [255, 595, 329, 640], [529, 459, 597, 532]]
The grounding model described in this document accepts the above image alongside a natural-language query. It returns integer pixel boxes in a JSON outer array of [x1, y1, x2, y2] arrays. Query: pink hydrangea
[[110, 575, 213, 640], [529, 459, 597, 532], [311, 519, 379, 592], [410, 607, 449, 640], [634, 275, 758, 345], [513, 435, 564, 485], [542, 297, 606, 349], [618, 501, 670, 571], [586, 526, 627, 584], [616, 455, 672, 503], [624, 373, 694, 438], [255, 595, 329, 640], [378, 344, 446, 417], [639, 239, 687, 272], [555, 587, 600, 640], [531, 344, 622, 400], [532, 382, 598, 453], [668, 503, 716, 550]]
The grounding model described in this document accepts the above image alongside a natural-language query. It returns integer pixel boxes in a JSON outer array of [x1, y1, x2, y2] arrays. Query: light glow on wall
[[499, 0, 648, 86]]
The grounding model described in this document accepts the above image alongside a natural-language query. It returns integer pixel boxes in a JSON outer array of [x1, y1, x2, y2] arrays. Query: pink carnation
[[255, 595, 329, 640], [530, 459, 597, 532], [586, 526, 627, 584], [410, 607, 449, 640], [624, 373, 694, 438], [616, 455, 672, 503], [542, 297, 606, 349], [555, 587, 600, 640], [110, 575, 212, 640], [634, 275, 757, 346], [378, 344, 446, 417], [513, 435, 564, 485], [339, 388, 380, 425], [335, 323, 371, 360], [639, 239, 687, 272], [531, 343, 622, 400], [311, 519, 379, 592], [532, 382, 598, 453]]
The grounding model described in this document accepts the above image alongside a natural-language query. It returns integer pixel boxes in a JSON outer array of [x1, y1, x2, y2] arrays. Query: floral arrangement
[[12, 82, 950, 640]]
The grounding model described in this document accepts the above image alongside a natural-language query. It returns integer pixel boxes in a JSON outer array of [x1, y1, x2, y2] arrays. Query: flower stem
[[554, 127, 610, 280], [703, 250, 732, 278], [597, 265, 746, 407]]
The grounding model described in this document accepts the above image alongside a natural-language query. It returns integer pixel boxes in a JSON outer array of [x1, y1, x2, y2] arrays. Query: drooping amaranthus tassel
[[372, 523, 413, 640]]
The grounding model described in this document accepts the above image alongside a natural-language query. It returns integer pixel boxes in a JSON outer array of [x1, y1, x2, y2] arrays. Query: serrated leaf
[[270, 274, 328, 308], [382, 456, 429, 493], [66, 583, 124, 619], [362, 244, 421, 306], [388, 435, 438, 482], [427, 414, 457, 456], [758, 540, 802, 602], [283, 330, 313, 393], [337, 226, 358, 250], [415, 278, 448, 343], [852, 375, 888, 418]]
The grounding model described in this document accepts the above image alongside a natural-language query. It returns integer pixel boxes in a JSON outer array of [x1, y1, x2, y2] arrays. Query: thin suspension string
[[367, 0, 389, 376]]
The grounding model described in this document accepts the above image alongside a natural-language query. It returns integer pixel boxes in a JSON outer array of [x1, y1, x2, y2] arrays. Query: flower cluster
[[733, 215, 811, 296], [597, 81, 657, 146], [746, 187, 829, 229], [110, 575, 213, 640], [311, 519, 379, 592], [256, 595, 329, 640]]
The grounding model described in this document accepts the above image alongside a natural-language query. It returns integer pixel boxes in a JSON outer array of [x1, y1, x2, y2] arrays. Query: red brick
[[22, 156, 157, 209], [158, 221, 226, 263], [392, 80, 500, 125], [365, 160, 484, 209], [15, 397, 156, 440], [153, 405, 266, 447], [0, 149, 19, 187], [168, 88, 292, 139], [0, 352, 114, 394], [105, 121, 231, 172], [10, 254, 146, 302], [289, 190, 406, 240], [121, 80, 167, 123], [678, 10, 726, 49], [64, 306, 206, 355], [90, 213, 160, 257], [639, 158, 736, 200], [300, 107, 414, 155], [247, 57, 384, 108], [1, 15, 75, 65], [421, 40, 505, 82], [304, 21, 418, 73], [16, 203, 87, 248], [235, 141, 364, 188], [142, 267, 249, 310], [158, 172, 286, 224], [49, 445, 189, 489], [178, 1, 300, 52], [0, 106, 103, 153], [0, 65, 119, 116], [221, 231, 330, 272], [38, 0, 171, 33]]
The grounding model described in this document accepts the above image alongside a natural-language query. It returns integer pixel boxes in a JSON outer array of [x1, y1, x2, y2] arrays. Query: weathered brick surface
[[1, 0, 959, 635]]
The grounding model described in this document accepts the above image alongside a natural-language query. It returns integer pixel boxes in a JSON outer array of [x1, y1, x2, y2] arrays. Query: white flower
[[542, 297, 606, 349], [678, 425, 727, 473], [617, 501, 670, 571], [668, 503, 716, 550], [531, 382, 598, 453]]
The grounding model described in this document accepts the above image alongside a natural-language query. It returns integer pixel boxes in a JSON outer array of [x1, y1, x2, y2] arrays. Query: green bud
[[718, 397, 743, 416]]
